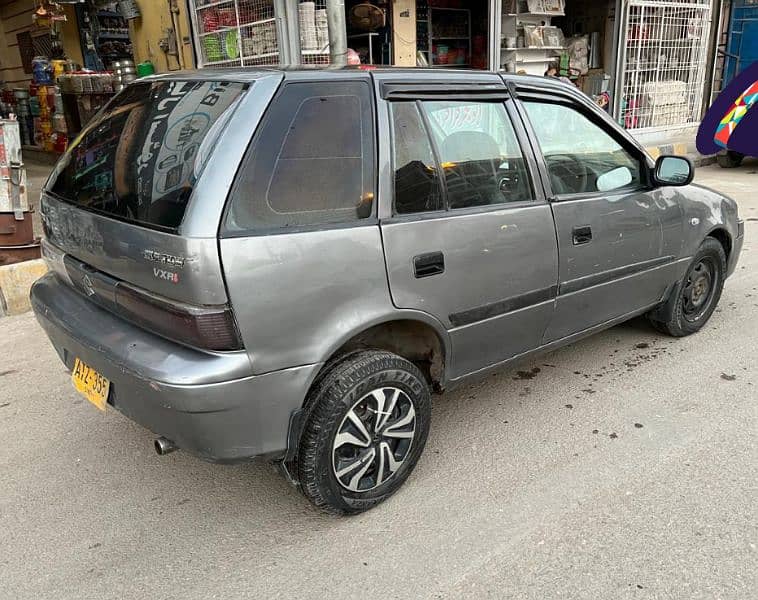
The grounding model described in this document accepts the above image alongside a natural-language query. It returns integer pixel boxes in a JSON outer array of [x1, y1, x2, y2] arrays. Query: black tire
[[717, 151, 744, 169], [296, 350, 431, 515], [649, 238, 726, 337]]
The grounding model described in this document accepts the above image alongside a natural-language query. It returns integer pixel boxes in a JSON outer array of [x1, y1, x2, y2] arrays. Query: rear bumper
[[31, 273, 321, 463]]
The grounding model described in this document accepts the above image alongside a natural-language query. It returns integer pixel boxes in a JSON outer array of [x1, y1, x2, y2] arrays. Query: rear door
[[377, 78, 559, 379], [516, 94, 682, 342]]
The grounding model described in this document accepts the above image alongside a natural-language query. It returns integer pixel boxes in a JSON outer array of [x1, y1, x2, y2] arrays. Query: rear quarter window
[[47, 80, 246, 231], [224, 80, 376, 232]]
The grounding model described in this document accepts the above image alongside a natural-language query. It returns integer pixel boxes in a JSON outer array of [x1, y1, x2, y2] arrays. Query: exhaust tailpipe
[[154, 437, 178, 456]]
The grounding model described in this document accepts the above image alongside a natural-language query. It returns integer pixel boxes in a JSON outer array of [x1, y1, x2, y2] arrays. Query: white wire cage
[[619, 0, 713, 131], [299, 0, 332, 65], [188, 0, 335, 67], [189, 0, 281, 67]]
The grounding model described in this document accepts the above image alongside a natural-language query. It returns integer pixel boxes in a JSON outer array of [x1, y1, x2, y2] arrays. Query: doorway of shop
[[416, 0, 490, 69]]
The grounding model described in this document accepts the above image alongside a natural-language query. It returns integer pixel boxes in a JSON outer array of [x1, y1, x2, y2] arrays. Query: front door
[[518, 98, 682, 342], [379, 90, 559, 379]]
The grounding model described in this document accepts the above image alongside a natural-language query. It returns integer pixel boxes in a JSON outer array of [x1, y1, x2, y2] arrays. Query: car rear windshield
[[47, 79, 247, 231]]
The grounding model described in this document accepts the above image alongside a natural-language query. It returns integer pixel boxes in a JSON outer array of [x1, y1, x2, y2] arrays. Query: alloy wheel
[[332, 387, 416, 493]]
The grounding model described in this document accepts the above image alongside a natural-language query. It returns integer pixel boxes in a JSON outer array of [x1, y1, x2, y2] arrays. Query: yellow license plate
[[72, 358, 110, 411]]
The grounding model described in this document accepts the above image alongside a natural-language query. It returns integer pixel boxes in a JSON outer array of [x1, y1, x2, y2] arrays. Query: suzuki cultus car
[[32, 68, 743, 514]]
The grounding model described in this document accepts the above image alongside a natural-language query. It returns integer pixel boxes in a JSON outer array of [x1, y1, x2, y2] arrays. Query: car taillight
[[114, 282, 243, 351]]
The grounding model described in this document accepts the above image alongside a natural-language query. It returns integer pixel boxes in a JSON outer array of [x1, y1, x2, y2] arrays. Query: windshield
[[48, 79, 247, 231]]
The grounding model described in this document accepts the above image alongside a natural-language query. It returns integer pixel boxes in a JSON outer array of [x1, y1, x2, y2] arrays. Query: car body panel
[[544, 188, 683, 340], [221, 225, 403, 375], [372, 72, 559, 377], [381, 206, 559, 378], [675, 183, 742, 259], [31, 273, 310, 461], [40, 195, 229, 305]]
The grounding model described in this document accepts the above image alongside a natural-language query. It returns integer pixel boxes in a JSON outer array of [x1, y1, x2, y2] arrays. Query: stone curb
[[0, 258, 47, 317], [643, 142, 716, 168]]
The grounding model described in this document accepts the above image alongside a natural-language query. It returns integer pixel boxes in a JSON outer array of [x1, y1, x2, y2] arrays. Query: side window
[[226, 81, 374, 231], [422, 101, 533, 209], [523, 101, 643, 196], [390, 102, 444, 214]]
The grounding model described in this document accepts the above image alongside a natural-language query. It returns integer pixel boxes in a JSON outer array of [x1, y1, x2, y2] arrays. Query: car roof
[[143, 65, 569, 93]]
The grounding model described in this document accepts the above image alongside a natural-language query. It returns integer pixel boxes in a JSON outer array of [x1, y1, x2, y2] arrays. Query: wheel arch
[[706, 226, 732, 263], [281, 314, 450, 475], [319, 312, 451, 391]]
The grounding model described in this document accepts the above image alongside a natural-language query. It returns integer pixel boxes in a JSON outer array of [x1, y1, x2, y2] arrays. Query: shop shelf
[[242, 51, 279, 60], [502, 46, 563, 51], [505, 12, 565, 17], [195, 0, 235, 9]]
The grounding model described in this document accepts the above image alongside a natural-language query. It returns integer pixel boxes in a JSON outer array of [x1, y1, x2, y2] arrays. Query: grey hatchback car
[[32, 68, 743, 514]]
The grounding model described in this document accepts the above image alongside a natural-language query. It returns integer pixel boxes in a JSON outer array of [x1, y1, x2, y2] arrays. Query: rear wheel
[[296, 350, 431, 515], [717, 151, 744, 169], [649, 238, 726, 337]]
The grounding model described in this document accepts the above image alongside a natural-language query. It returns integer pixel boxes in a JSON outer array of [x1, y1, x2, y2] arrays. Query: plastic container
[[53, 132, 68, 153], [32, 56, 52, 84], [51, 59, 67, 81], [436, 44, 449, 64], [136, 61, 155, 78], [52, 113, 67, 134]]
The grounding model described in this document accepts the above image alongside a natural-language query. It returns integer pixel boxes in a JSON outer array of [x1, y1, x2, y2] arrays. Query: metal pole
[[278, 0, 301, 66], [326, 0, 347, 66]]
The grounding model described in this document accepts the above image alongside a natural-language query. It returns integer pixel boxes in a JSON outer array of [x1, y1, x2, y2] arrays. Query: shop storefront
[[188, 0, 338, 68], [0, 1, 143, 154], [182, 0, 718, 142], [489, 0, 715, 134]]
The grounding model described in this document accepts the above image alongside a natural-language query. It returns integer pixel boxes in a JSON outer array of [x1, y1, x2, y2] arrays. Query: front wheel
[[296, 350, 431, 515], [649, 238, 726, 337]]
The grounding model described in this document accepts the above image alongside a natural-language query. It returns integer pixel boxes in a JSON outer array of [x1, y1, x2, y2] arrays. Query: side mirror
[[653, 155, 694, 187]]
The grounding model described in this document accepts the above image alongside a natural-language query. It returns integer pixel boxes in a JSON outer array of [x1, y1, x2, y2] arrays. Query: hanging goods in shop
[[203, 35, 224, 63], [32, 1, 67, 28], [118, 0, 141, 19], [32, 57, 53, 85], [225, 30, 240, 60], [113, 60, 137, 91], [51, 59, 67, 82], [315, 9, 329, 51]]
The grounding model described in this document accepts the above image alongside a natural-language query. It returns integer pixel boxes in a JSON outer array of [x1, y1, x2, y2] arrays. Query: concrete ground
[[1, 161, 756, 599]]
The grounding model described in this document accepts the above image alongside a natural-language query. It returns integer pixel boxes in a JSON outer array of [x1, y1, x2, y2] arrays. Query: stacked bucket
[[316, 8, 329, 52], [0, 119, 40, 267], [299, 2, 318, 51]]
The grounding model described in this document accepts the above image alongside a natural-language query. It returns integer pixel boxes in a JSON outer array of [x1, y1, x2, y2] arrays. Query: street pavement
[[1, 161, 756, 599]]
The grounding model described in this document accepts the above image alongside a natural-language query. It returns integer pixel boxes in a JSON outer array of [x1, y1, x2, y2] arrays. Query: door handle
[[572, 226, 593, 245], [414, 252, 445, 279]]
